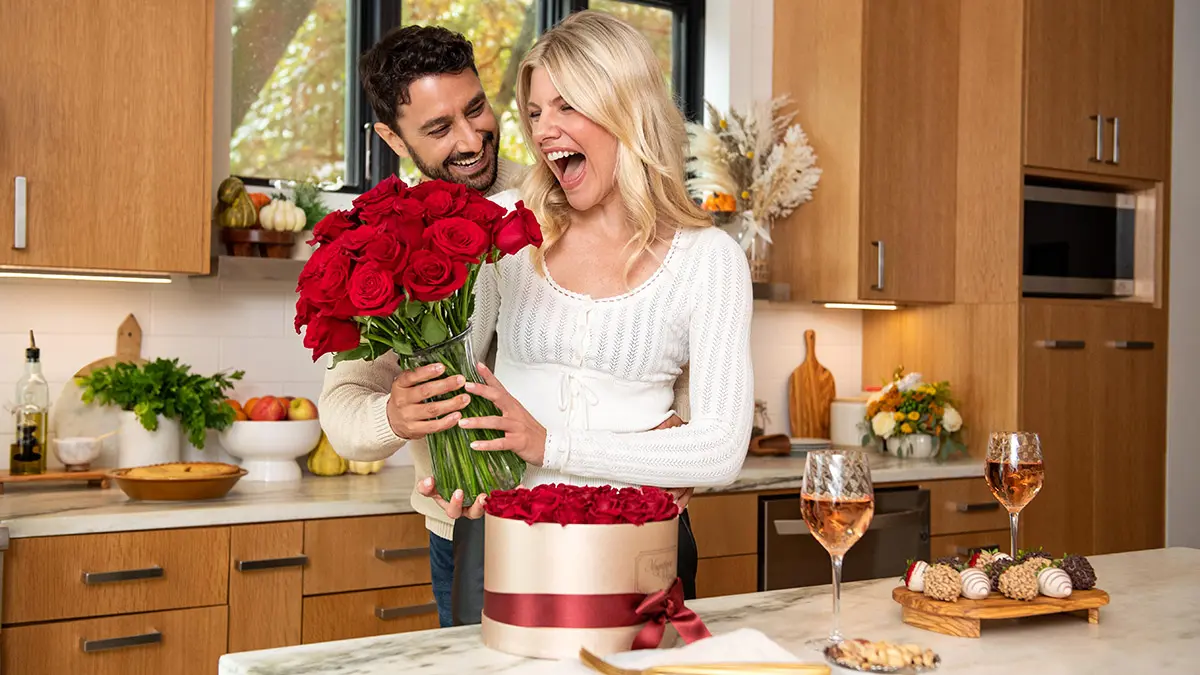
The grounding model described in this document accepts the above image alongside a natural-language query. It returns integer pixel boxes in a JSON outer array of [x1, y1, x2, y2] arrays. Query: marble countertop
[[218, 547, 1200, 675], [0, 452, 980, 539]]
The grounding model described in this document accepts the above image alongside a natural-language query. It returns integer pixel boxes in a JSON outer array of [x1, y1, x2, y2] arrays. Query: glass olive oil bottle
[[11, 331, 48, 475]]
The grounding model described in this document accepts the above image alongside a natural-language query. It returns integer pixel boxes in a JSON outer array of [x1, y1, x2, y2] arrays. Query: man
[[320, 24, 523, 629]]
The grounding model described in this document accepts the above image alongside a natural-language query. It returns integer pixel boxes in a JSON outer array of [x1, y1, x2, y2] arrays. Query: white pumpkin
[[1038, 567, 1073, 598], [259, 199, 306, 232], [960, 568, 991, 599]]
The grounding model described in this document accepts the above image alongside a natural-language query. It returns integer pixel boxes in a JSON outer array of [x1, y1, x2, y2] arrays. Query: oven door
[[760, 487, 929, 591]]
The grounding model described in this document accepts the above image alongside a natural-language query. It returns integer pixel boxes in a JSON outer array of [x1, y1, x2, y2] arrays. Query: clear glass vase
[[398, 326, 526, 506]]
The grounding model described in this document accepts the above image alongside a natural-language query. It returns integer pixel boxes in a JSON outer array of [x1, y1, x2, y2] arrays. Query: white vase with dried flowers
[[686, 98, 822, 282]]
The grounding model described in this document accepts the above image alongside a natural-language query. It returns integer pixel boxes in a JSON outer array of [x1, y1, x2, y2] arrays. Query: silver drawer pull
[[1036, 339, 1085, 350], [375, 546, 427, 561], [1108, 340, 1154, 350], [82, 566, 163, 584], [955, 502, 1000, 513], [375, 603, 437, 620], [14, 176, 27, 249], [956, 545, 1000, 557], [236, 555, 308, 572], [870, 241, 885, 291], [81, 630, 162, 653], [1089, 113, 1104, 163]]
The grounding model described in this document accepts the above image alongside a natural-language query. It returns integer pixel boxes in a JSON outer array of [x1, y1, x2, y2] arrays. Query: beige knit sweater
[[317, 158, 692, 540]]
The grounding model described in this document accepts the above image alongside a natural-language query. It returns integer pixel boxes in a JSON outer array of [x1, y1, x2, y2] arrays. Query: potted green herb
[[76, 358, 244, 467]]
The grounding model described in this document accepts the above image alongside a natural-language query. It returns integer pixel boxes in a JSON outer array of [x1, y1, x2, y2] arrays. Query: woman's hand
[[458, 363, 548, 466], [415, 476, 489, 519], [385, 363, 470, 440], [650, 414, 694, 511]]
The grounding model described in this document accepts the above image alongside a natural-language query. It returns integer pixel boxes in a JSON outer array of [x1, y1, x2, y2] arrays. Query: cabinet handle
[[13, 176, 26, 249], [1036, 340, 1085, 350], [363, 122, 373, 186], [235, 555, 308, 572], [82, 566, 163, 585], [1089, 113, 1105, 163], [870, 241, 885, 291], [1106, 117, 1120, 165], [375, 546, 427, 561], [1108, 340, 1154, 350], [955, 502, 1000, 513], [376, 603, 438, 620], [955, 545, 1000, 557], [81, 630, 162, 653]]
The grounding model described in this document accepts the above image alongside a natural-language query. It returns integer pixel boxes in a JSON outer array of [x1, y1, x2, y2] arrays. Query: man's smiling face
[[375, 70, 500, 192]]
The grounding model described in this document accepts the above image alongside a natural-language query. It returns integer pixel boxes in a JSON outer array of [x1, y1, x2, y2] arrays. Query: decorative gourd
[[347, 459, 386, 475], [259, 199, 307, 232], [307, 433, 348, 476], [213, 176, 258, 229]]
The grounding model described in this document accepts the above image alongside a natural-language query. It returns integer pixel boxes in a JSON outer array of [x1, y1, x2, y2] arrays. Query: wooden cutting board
[[788, 329, 836, 439]]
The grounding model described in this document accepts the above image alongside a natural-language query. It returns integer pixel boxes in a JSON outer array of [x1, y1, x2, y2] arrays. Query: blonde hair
[[515, 10, 711, 280]]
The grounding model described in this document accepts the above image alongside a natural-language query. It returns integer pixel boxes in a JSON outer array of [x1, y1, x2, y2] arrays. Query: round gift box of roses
[[480, 484, 710, 660]]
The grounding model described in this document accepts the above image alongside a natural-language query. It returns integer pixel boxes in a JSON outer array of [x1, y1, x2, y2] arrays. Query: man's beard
[[405, 131, 499, 193]]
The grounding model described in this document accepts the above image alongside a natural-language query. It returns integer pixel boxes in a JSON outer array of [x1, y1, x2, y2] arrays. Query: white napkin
[[505, 629, 802, 674]]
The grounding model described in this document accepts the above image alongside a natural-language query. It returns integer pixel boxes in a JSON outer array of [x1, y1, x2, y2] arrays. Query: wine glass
[[985, 431, 1045, 556], [800, 449, 875, 649]]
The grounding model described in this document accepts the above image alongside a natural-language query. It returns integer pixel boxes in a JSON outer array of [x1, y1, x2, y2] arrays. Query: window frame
[[232, 0, 702, 192]]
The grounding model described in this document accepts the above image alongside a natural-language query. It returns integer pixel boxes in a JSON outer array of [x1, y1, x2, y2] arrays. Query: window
[[229, 0, 702, 190]]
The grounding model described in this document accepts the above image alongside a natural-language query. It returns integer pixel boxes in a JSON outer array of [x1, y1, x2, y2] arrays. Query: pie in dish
[[122, 462, 241, 480]]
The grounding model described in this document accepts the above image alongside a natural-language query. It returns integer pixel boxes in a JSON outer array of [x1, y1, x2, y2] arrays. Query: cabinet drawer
[[303, 515, 430, 595], [923, 479, 1007, 535], [301, 585, 438, 644], [930, 529, 1009, 560], [3, 527, 229, 624], [0, 605, 226, 675], [688, 494, 758, 558], [696, 555, 758, 599]]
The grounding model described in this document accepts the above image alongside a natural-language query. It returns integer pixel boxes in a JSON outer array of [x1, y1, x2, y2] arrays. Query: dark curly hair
[[359, 25, 478, 131]]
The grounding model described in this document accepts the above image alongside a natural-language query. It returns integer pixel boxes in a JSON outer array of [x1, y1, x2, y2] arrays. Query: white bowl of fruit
[[219, 396, 321, 482]]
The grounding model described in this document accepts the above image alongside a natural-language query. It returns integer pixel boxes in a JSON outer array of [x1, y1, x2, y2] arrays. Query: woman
[[410, 10, 755, 602]]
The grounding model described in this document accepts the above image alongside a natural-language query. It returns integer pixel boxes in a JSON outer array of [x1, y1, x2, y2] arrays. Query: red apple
[[249, 396, 287, 421], [244, 397, 260, 415], [287, 397, 318, 421]]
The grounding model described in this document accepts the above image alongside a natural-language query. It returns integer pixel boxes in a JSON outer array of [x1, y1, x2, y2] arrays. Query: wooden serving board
[[0, 470, 111, 495], [892, 586, 1110, 638], [788, 329, 836, 438]]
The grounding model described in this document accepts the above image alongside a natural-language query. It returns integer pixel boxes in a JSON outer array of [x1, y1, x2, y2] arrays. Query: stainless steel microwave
[[1022, 184, 1136, 298]]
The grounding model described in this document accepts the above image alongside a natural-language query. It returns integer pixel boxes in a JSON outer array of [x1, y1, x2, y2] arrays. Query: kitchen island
[[218, 547, 1200, 674], [0, 453, 979, 538]]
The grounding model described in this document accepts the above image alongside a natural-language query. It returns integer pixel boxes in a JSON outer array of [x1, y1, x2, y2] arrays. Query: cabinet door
[[858, 0, 957, 304], [1092, 306, 1167, 553], [1097, 0, 1174, 180], [228, 522, 304, 653], [1018, 302, 1097, 556], [301, 586, 438, 644], [0, 0, 212, 274], [1023, 0, 1103, 174]]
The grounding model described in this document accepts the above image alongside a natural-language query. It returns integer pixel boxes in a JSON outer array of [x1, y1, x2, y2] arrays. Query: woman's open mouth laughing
[[546, 149, 587, 190]]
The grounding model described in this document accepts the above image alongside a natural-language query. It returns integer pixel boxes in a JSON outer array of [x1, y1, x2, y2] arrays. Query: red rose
[[348, 262, 403, 316], [339, 224, 382, 254], [302, 315, 361, 361], [379, 201, 427, 249], [410, 180, 468, 218], [424, 217, 490, 262], [310, 211, 356, 245], [459, 193, 507, 231], [401, 249, 468, 302], [494, 201, 544, 255], [483, 484, 679, 525], [360, 231, 409, 269], [298, 241, 353, 304], [353, 175, 407, 211]]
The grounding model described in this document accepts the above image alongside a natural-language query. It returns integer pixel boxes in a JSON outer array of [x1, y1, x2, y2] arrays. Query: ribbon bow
[[631, 577, 712, 650]]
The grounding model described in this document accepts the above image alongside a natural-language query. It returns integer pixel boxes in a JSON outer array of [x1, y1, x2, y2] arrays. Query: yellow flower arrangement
[[862, 367, 967, 460]]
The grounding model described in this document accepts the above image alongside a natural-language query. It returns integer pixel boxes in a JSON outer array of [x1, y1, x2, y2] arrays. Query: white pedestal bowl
[[218, 420, 321, 482]]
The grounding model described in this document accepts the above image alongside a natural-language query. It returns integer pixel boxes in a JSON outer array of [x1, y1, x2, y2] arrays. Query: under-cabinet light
[[823, 302, 897, 311], [0, 271, 172, 284]]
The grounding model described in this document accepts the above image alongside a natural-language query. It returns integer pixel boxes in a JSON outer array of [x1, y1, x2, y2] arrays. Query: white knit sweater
[[318, 184, 753, 538]]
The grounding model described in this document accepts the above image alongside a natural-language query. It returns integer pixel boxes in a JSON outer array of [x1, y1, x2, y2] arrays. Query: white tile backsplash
[[0, 278, 863, 467]]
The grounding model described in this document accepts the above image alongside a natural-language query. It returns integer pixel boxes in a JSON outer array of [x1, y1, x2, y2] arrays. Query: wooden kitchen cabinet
[[1024, 0, 1172, 180], [302, 514, 431, 596], [0, 0, 213, 274], [769, 0, 958, 304], [1, 605, 226, 675], [227, 522, 305, 653], [301, 585, 439, 644]]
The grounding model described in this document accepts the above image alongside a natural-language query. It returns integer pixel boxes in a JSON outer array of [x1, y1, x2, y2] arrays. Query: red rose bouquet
[[294, 176, 542, 505], [484, 484, 681, 526]]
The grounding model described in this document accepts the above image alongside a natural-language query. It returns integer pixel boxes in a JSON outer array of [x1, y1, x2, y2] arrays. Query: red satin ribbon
[[484, 577, 712, 650]]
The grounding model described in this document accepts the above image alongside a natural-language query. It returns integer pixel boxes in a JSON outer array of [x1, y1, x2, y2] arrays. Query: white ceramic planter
[[886, 433, 940, 459], [219, 420, 322, 482], [117, 412, 181, 468]]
